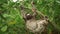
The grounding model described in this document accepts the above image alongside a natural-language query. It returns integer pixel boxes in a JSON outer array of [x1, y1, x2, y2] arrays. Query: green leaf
[[1, 25, 8, 32]]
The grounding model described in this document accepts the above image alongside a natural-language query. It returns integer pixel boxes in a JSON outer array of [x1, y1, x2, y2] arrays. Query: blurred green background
[[0, 0, 60, 34]]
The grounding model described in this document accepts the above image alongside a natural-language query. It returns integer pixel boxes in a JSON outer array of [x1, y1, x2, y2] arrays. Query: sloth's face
[[25, 14, 33, 20]]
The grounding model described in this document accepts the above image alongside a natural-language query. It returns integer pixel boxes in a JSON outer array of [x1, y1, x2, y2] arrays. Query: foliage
[[0, 0, 60, 34]]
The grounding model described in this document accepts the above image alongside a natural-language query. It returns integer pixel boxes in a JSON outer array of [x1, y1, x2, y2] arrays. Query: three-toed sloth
[[20, 6, 49, 34], [24, 13, 48, 34]]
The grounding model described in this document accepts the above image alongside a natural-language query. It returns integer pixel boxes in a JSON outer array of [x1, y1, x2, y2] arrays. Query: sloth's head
[[25, 13, 33, 20], [23, 13, 33, 20]]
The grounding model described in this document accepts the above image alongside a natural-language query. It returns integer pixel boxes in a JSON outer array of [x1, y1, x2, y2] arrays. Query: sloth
[[20, 5, 48, 34], [21, 11, 48, 34], [24, 13, 48, 34]]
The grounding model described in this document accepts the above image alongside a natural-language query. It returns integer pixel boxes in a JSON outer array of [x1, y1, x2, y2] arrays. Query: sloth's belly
[[26, 20, 37, 31], [26, 20, 45, 32]]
